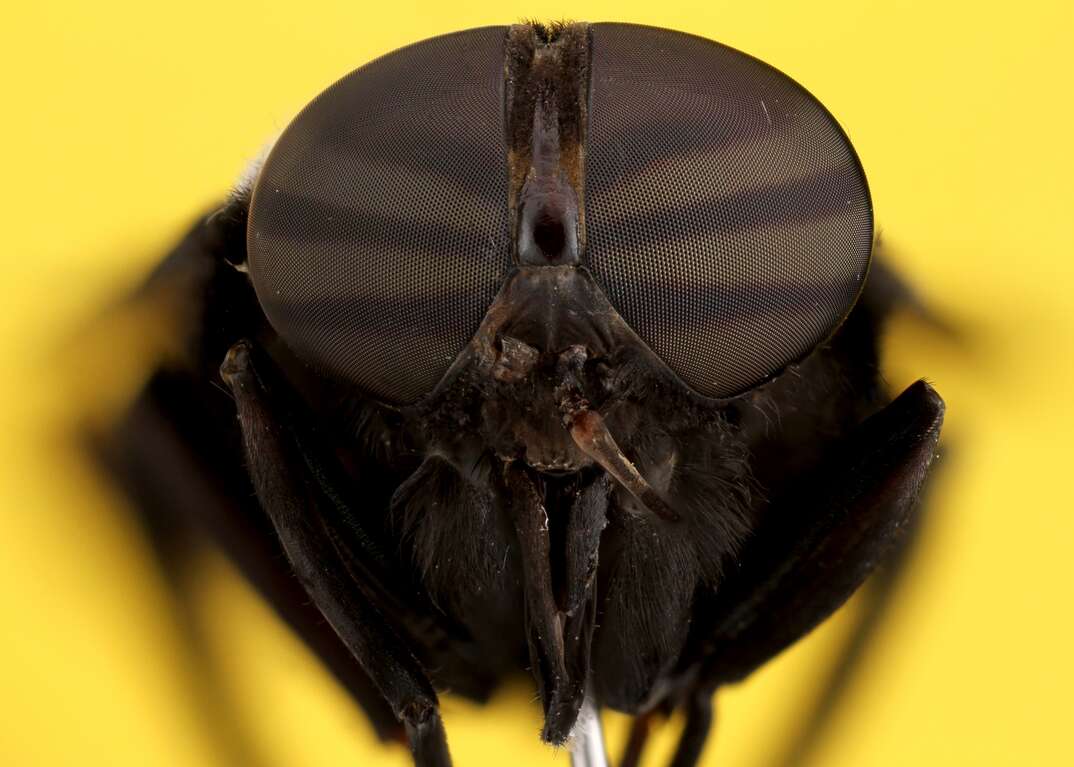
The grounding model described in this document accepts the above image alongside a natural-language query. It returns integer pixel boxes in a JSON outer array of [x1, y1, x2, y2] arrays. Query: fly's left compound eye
[[246, 27, 511, 405], [584, 24, 874, 399]]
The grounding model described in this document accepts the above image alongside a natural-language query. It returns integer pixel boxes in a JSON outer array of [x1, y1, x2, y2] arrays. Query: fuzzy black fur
[[102, 22, 945, 767]]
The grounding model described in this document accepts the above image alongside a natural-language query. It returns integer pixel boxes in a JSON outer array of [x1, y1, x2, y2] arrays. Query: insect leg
[[93, 415, 273, 767], [221, 340, 451, 767], [766, 500, 928, 767], [668, 688, 715, 767], [700, 380, 945, 688], [619, 711, 657, 767]]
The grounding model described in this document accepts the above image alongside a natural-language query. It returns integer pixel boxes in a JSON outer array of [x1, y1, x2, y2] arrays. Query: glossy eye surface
[[248, 23, 872, 404], [585, 23, 873, 398], [247, 27, 510, 404]]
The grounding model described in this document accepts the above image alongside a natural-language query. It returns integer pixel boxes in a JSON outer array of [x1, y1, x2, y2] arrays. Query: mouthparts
[[554, 346, 680, 522]]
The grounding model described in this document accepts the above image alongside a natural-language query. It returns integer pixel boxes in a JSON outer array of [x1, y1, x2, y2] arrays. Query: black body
[[104, 22, 944, 767]]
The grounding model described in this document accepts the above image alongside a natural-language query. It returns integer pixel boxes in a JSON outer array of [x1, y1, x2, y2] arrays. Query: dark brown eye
[[246, 27, 510, 405], [584, 23, 873, 398], [247, 23, 871, 405]]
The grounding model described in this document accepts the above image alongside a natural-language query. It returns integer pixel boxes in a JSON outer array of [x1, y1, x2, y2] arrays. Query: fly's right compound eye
[[246, 27, 511, 405]]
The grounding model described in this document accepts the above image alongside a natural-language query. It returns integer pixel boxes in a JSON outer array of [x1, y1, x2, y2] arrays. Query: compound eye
[[247, 27, 510, 405], [584, 24, 874, 399]]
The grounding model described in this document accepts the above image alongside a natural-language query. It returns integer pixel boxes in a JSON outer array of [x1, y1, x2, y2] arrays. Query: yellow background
[[2, 2, 1072, 765]]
